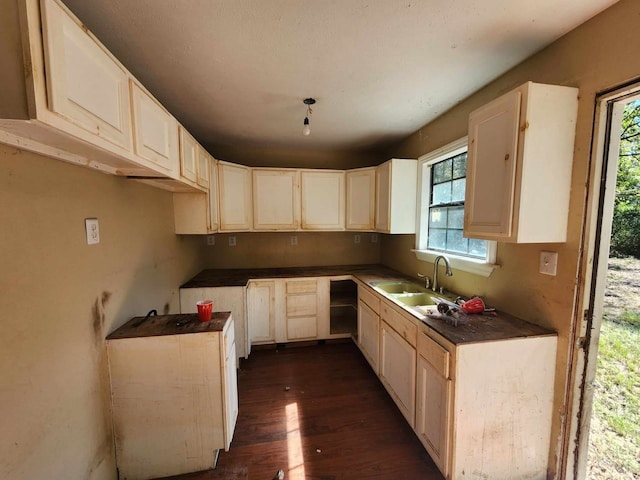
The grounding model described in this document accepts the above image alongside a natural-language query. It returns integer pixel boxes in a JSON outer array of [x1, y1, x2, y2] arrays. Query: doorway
[[567, 84, 640, 479]]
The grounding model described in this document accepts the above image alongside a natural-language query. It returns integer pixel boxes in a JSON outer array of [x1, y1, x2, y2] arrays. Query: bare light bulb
[[302, 117, 311, 136]]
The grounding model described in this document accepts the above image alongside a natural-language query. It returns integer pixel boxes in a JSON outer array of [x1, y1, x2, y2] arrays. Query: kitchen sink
[[390, 292, 438, 307], [372, 281, 428, 294]]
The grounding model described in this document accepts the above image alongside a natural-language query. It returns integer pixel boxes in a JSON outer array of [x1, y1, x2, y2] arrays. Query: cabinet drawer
[[286, 279, 317, 294], [358, 286, 380, 314], [286, 294, 317, 317], [418, 332, 449, 378], [287, 316, 317, 340], [381, 302, 417, 347]]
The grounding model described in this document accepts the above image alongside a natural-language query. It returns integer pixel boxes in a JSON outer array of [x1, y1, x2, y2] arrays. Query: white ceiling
[[61, 0, 618, 153]]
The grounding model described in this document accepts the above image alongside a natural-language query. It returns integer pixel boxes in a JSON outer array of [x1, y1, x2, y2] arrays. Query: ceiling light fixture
[[302, 98, 315, 136]]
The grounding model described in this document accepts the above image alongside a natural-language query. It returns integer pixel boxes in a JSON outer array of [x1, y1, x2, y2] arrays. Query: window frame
[[414, 137, 499, 277]]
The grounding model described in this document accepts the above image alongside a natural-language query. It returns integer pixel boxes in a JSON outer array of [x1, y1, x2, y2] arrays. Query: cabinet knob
[[504, 153, 510, 161]]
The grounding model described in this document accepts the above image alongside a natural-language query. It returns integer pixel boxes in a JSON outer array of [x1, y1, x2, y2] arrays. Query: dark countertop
[[180, 265, 555, 345], [107, 312, 232, 340], [180, 264, 404, 288]]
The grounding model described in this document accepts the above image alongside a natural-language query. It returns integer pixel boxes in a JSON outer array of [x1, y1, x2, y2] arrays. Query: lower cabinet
[[106, 316, 237, 480], [285, 279, 318, 340], [379, 319, 416, 427], [357, 299, 380, 374], [180, 286, 247, 360], [246, 280, 276, 345], [416, 331, 451, 477]]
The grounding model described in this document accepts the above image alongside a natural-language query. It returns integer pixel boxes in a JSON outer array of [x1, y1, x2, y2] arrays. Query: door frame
[[563, 80, 640, 479]]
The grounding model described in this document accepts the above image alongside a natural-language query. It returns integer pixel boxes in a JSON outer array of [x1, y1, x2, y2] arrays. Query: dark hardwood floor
[[160, 341, 444, 480]]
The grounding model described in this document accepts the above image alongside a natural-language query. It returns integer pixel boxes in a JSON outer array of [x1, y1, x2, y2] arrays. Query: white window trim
[[414, 137, 499, 278]]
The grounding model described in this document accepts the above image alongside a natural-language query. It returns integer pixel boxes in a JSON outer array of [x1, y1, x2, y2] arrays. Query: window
[[415, 138, 497, 277]]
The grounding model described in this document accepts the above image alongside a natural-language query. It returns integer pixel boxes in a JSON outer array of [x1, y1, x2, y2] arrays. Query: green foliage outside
[[610, 100, 640, 259]]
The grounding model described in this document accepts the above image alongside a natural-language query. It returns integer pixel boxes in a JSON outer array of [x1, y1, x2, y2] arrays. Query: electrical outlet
[[539, 251, 558, 276], [206, 235, 215, 246], [228, 236, 236, 247], [291, 236, 298, 246], [371, 233, 379, 243], [85, 218, 100, 245], [354, 234, 361, 244]]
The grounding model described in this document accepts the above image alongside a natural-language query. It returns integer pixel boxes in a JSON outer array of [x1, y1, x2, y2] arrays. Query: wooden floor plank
[[159, 342, 444, 480]]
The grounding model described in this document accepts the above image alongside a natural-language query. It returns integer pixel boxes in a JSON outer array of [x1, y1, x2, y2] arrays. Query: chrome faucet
[[432, 255, 453, 293]]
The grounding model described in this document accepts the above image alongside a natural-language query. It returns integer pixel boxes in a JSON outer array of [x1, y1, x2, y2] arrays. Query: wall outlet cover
[[206, 235, 215, 246], [539, 251, 558, 276], [228, 236, 236, 247], [291, 236, 298, 246], [85, 218, 100, 245]]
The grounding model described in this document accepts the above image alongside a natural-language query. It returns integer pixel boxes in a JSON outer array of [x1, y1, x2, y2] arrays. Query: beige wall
[[207, 144, 381, 169], [203, 232, 380, 269], [379, 0, 640, 475], [0, 145, 205, 480]]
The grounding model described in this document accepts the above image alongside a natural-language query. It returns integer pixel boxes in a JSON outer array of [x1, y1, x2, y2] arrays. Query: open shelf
[[330, 279, 358, 337]]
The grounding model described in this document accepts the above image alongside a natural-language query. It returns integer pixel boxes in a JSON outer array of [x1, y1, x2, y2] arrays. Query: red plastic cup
[[196, 300, 213, 322], [460, 297, 485, 314]]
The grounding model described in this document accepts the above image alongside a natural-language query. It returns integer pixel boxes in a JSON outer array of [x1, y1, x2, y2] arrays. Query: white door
[[196, 147, 211, 188], [252, 169, 299, 230], [40, 0, 132, 150], [130, 81, 179, 175], [224, 342, 238, 451], [179, 127, 198, 183], [218, 162, 252, 231], [247, 281, 276, 344], [300, 171, 345, 230], [357, 300, 379, 373], [416, 353, 451, 476], [346, 168, 376, 230], [464, 88, 521, 238], [375, 161, 391, 231], [379, 321, 416, 426]]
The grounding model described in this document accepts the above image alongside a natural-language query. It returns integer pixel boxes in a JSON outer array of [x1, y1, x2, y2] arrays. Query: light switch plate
[[85, 218, 100, 245], [540, 251, 558, 276]]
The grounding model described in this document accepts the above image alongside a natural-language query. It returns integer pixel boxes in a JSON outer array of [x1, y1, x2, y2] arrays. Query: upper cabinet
[[346, 167, 376, 231], [0, 0, 201, 191], [178, 127, 198, 185], [300, 170, 345, 230], [464, 81, 578, 243], [40, 0, 132, 151], [218, 161, 253, 232], [375, 159, 418, 234], [130, 81, 179, 176], [173, 158, 218, 234], [252, 169, 300, 230]]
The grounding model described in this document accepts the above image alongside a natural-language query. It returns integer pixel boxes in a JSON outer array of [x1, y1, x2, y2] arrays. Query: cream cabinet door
[[380, 320, 416, 427], [375, 159, 417, 234], [247, 281, 276, 344], [40, 0, 132, 150], [357, 299, 380, 373], [465, 89, 521, 239], [179, 127, 198, 183], [130, 81, 179, 175], [223, 341, 238, 451], [218, 161, 252, 231], [300, 170, 345, 230], [375, 161, 391, 231], [208, 159, 219, 231], [416, 333, 451, 477], [346, 168, 376, 230], [285, 279, 318, 340], [196, 147, 211, 188], [252, 169, 299, 230]]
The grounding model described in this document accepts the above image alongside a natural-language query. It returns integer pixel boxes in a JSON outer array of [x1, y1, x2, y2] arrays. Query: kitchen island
[[106, 312, 238, 480]]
